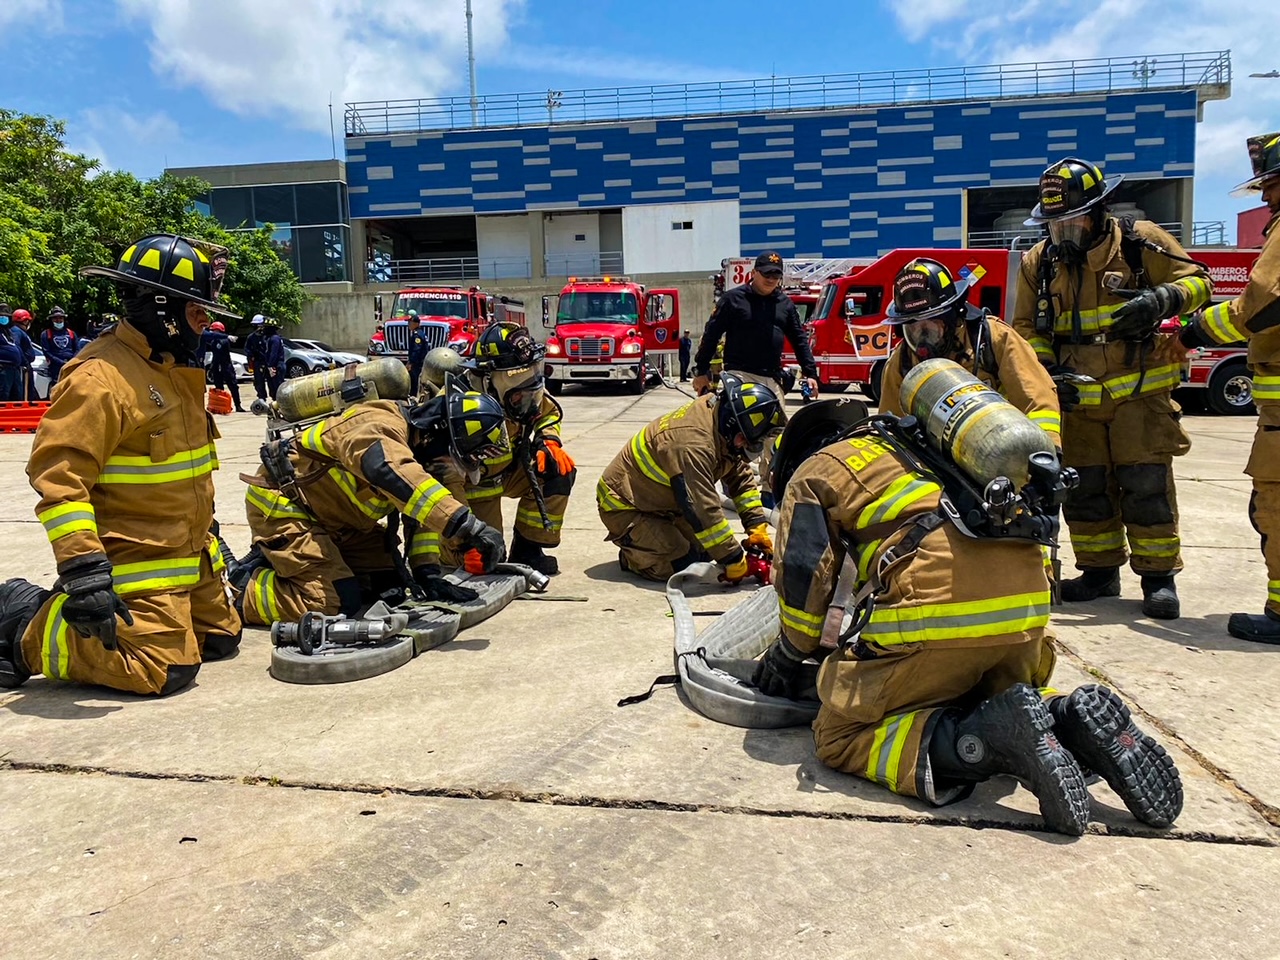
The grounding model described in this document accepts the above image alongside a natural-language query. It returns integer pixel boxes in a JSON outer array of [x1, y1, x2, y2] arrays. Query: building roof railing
[[345, 50, 1230, 137]]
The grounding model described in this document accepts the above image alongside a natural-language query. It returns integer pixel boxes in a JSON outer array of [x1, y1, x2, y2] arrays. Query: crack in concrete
[[3, 759, 1274, 848], [1051, 638, 1280, 831]]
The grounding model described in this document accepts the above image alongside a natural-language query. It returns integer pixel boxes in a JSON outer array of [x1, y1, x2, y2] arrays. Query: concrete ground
[[2, 384, 1278, 959]]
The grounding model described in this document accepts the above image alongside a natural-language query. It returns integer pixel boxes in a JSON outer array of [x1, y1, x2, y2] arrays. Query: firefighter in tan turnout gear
[[1013, 157, 1213, 619], [232, 381, 511, 626], [752, 380, 1184, 837], [599, 374, 780, 582], [0, 235, 242, 695], [879, 258, 1062, 448], [468, 322, 575, 576], [1175, 133, 1280, 644]]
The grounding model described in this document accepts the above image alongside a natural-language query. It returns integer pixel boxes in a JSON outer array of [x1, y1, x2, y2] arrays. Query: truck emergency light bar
[[566, 276, 633, 284]]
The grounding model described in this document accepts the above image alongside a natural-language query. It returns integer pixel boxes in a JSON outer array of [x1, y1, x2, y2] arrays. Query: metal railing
[[369, 251, 625, 282], [968, 222, 1188, 250], [1192, 220, 1227, 246], [346, 51, 1230, 136], [544, 251, 624, 277]]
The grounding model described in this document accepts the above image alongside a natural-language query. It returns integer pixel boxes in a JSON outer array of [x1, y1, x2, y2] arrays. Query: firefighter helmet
[[885, 259, 970, 323], [474, 321, 544, 370], [769, 398, 870, 501], [1232, 132, 1280, 196], [718, 373, 784, 459], [422, 346, 470, 392], [443, 376, 510, 477], [1024, 157, 1123, 225], [80, 234, 240, 319], [10, 309, 32, 326]]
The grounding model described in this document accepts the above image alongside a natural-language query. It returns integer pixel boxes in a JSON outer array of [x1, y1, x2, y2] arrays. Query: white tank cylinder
[[900, 358, 1053, 488], [273, 358, 411, 423]]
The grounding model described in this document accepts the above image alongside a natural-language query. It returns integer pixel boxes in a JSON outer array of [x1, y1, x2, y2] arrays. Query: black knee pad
[[159, 662, 201, 696], [1063, 465, 1114, 523], [334, 577, 364, 616], [202, 631, 242, 661], [1115, 464, 1174, 527], [1249, 490, 1269, 553], [542, 467, 576, 497]]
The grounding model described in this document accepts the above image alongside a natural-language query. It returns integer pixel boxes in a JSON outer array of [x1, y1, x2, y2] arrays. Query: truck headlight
[[546, 341, 563, 356], [620, 341, 642, 355]]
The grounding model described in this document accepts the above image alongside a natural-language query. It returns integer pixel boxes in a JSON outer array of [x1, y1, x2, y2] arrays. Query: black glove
[[57, 554, 133, 651], [411, 565, 480, 603], [1109, 284, 1180, 341], [1046, 364, 1081, 413], [752, 635, 808, 699], [449, 510, 507, 572]]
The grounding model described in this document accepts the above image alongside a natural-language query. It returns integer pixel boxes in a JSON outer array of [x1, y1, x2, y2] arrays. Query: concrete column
[[349, 219, 369, 285], [1178, 177, 1195, 246], [528, 212, 545, 281]]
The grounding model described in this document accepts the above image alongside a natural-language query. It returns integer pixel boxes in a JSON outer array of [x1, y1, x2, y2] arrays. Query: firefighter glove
[[57, 554, 133, 651], [535, 437, 575, 476], [1047, 364, 1082, 412], [745, 524, 773, 554], [720, 550, 750, 585], [1109, 284, 1179, 340], [411, 565, 480, 603], [752, 635, 808, 699], [451, 511, 507, 572]]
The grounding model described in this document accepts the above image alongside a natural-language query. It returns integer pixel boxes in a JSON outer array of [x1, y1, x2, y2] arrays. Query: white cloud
[[0, 0, 61, 28], [116, 0, 523, 132]]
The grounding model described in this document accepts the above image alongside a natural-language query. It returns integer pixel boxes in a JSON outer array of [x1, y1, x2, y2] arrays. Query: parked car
[[282, 338, 365, 378], [203, 349, 251, 384]]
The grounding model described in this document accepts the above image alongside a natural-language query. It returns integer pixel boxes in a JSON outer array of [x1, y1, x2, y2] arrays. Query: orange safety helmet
[[209, 320, 226, 332]]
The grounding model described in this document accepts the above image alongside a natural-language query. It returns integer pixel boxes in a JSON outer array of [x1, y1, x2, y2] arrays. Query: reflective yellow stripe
[[1029, 336, 1055, 362], [1173, 276, 1211, 312], [1254, 375, 1280, 402], [207, 536, 227, 574], [245, 485, 311, 520], [596, 478, 631, 512], [298, 421, 330, 458], [38, 502, 98, 542], [408, 530, 440, 560], [253, 568, 282, 623], [865, 711, 918, 794], [1053, 303, 1121, 336], [112, 557, 203, 594], [862, 590, 1050, 644], [1076, 380, 1104, 407], [1070, 530, 1126, 553], [1027, 410, 1061, 437], [1127, 535, 1180, 559], [467, 483, 505, 501], [98, 444, 215, 484], [405, 479, 450, 522], [41, 593, 71, 681], [327, 467, 393, 520], [694, 518, 734, 550], [1199, 302, 1248, 345], [483, 449, 514, 471], [1102, 363, 1181, 400], [630, 431, 671, 486], [857, 537, 884, 584], [516, 507, 564, 530], [734, 489, 764, 514], [779, 600, 823, 638], [1268, 580, 1280, 606], [856, 474, 939, 529]]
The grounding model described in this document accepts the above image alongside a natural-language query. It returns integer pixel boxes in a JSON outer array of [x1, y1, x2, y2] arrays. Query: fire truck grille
[[570, 337, 614, 358], [385, 321, 449, 353]]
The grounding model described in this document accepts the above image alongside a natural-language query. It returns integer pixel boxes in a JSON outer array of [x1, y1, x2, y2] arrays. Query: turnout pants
[[1061, 391, 1190, 575], [1246, 401, 1280, 616], [18, 539, 240, 696], [598, 506, 703, 582], [467, 464, 575, 548], [812, 636, 1056, 802]]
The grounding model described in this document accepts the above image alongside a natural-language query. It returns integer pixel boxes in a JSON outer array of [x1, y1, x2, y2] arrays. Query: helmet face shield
[[902, 317, 950, 359], [1047, 213, 1094, 249], [490, 363, 544, 420]]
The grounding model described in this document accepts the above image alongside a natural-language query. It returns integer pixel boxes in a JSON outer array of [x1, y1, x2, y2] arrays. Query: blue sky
[[1, 0, 1272, 238]]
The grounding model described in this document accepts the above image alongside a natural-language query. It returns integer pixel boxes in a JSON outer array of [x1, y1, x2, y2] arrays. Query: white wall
[[622, 200, 740, 274], [543, 212, 601, 275], [476, 214, 532, 279]]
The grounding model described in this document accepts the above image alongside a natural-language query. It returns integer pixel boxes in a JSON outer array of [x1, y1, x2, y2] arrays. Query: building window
[[296, 182, 341, 225], [210, 187, 252, 229], [672, 221, 694, 230], [296, 225, 349, 283], [574, 233, 586, 242], [253, 184, 295, 229]]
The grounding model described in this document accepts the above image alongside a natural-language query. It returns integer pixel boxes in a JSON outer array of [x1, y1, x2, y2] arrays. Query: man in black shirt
[[692, 251, 819, 400]]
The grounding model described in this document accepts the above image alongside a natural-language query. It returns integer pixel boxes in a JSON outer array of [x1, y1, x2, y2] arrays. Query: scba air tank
[[273, 358, 411, 423], [900, 358, 1054, 489]]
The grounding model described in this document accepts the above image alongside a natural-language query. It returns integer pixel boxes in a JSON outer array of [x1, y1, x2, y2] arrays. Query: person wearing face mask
[[1012, 158, 1212, 620], [0, 304, 32, 401], [468, 322, 576, 576], [229, 377, 511, 626], [8, 309, 40, 399], [878, 259, 1061, 449], [0, 235, 243, 695], [598, 373, 779, 583], [38, 307, 80, 390]]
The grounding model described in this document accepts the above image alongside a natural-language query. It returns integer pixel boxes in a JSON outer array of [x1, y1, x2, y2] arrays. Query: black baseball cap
[[49, 306, 66, 318], [753, 251, 784, 276]]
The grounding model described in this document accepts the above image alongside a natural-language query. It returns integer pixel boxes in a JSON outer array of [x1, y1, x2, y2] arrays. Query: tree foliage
[[0, 108, 308, 332]]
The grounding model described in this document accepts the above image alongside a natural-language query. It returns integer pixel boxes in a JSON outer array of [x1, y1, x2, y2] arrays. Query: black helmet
[[444, 376, 509, 479], [885, 259, 969, 324], [475, 321, 544, 370], [1232, 132, 1280, 196], [769, 398, 870, 502], [717, 373, 784, 459], [80, 234, 240, 318], [1024, 157, 1122, 225]]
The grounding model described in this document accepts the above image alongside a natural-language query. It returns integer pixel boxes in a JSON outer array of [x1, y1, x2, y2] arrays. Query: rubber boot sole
[[1055, 684, 1183, 829], [968, 684, 1091, 837], [1226, 613, 1280, 645], [1140, 579, 1180, 620]]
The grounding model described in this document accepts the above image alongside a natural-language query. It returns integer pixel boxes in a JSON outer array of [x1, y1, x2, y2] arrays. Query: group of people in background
[[0, 303, 89, 401]]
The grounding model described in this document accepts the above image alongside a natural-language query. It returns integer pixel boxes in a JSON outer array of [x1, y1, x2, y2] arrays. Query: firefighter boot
[[1060, 566, 1121, 603], [510, 530, 559, 576], [929, 683, 1090, 836], [0, 579, 51, 688], [1140, 575, 1180, 621], [1049, 685, 1183, 828], [1226, 608, 1280, 645]]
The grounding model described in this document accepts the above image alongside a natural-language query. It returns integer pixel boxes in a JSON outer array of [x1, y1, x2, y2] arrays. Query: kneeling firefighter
[[469, 322, 575, 576], [753, 362, 1183, 836], [0, 234, 243, 696], [598, 373, 781, 583], [233, 373, 511, 626]]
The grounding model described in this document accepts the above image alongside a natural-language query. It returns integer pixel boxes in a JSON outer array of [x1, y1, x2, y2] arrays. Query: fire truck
[[368, 286, 525, 362], [1170, 248, 1259, 416], [540, 276, 680, 394]]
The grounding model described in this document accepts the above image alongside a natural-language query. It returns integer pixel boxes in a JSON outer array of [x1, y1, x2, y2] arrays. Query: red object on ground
[[0, 400, 50, 433], [206, 388, 233, 415]]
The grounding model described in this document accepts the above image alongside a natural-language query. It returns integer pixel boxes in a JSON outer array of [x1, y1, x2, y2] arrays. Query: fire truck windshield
[[557, 292, 639, 324], [394, 296, 470, 319]]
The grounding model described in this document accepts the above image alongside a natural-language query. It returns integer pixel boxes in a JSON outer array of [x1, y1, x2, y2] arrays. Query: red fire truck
[[540, 276, 680, 394], [368, 285, 525, 362], [1170, 248, 1259, 416]]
